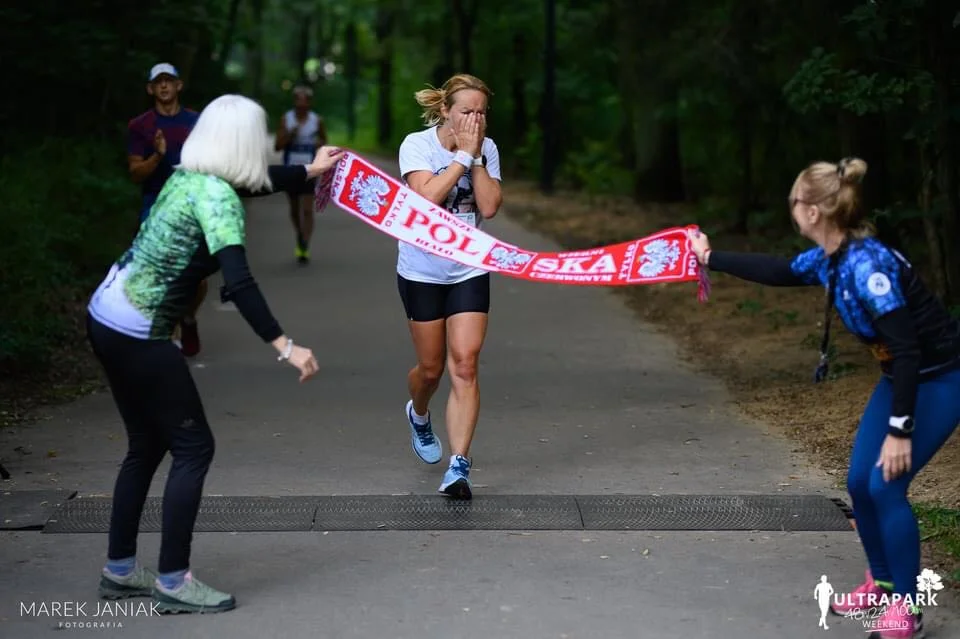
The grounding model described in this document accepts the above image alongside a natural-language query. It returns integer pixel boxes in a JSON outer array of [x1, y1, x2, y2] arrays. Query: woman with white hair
[[86, 94, 343, 614]]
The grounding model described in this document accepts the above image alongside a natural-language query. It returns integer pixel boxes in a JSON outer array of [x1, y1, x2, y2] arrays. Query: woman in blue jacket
[[687, 157, 960, 639]]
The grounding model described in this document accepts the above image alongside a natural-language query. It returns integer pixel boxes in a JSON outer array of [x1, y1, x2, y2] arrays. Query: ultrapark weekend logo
[[813, 569, 944, 632], [20, 599, 159, 630]]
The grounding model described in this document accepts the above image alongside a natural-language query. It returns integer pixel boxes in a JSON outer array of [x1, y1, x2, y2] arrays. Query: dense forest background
[[1, 0, 959, 376]]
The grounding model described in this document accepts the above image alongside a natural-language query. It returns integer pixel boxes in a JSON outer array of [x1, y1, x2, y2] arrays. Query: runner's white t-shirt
[[282, 110, 322, 166], [397, 126, 502, 284]]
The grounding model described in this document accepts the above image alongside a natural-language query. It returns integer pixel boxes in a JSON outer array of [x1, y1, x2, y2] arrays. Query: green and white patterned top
[[88, 169, 246, 340]]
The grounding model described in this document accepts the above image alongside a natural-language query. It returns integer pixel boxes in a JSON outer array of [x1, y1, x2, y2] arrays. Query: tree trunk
[[920, 143, 947, 299], [734, 99, 753, 232], [249, 0, 265, 100], [931, 1, 960, 305], [297, 15, 311, 83], [937, 149, 959, 303], [838, 111, 856, 158], [632, 84, 685, 202], [218, 0, 242, 67], [539, 0, 557, 194], [511, 32, 528, 150], [315, 5, 337, 62], [732, 1, 759, 231], [432, 2, 456, 85], [613, 0, 684, 202], [902, 0, 960, 305], [855, 114, 891, 216], [452, 0, 478, 73], [375, 2, 394, 148], [345, 21, 358, 141], [173, 26, 200, 86]]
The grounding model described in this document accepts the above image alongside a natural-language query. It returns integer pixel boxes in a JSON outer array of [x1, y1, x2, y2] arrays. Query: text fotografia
[[21, 600, 158, 627]]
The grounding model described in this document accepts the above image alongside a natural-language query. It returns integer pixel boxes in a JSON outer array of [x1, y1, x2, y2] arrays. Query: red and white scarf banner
[[315, 151, 710, 302]]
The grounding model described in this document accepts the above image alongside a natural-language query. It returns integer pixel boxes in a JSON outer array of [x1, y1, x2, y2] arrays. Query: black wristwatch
[[888, 415, 914, 438]]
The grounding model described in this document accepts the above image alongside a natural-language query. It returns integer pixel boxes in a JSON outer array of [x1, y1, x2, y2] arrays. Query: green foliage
[[558, 140, 634, 196], [735, 298, 764, 317], [0, 137, 137, 372], [766, 309, 800, 331], [784, 47, 931, 117], [914, 504, 960, 584], [0, 1, 236, 139], [786, 50, 904, 116]]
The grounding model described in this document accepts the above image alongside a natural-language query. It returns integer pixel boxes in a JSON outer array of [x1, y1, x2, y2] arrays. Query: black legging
[[86, 313, 215, 574]]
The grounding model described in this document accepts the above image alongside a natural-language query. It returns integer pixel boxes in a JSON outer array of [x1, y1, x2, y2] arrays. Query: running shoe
[[439, 455, 472, 500], [868, 605, 924, 639], [831, 570, 892, 617], [98, 563, 157, 599], [152, 571, 236, 614], [405, 400, 442, 464]]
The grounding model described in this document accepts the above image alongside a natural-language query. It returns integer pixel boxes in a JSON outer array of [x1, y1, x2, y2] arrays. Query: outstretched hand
[[286, 344, 319, 382], [306, 146, 345, 178], [686, 228, 712, 266]]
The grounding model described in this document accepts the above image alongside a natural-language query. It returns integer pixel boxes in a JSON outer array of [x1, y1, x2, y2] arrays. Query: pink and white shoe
[[868, 605, 924, 639], [830, 570, 891, 617]]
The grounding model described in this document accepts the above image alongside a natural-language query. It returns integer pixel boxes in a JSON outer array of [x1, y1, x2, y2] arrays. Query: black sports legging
[[86, 313, 215, 574]]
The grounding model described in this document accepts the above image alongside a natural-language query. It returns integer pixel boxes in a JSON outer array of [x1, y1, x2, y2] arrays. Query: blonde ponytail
[[415, 86, 446, 127]]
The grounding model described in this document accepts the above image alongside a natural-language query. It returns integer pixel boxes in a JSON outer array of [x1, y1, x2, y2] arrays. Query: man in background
[[126, 63, 204, 357], [275, 85, 327, 265]]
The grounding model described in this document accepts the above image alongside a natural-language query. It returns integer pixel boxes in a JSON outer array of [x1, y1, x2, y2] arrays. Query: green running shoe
[[152, 571, 236, 614], [98, 564, 157, 599]]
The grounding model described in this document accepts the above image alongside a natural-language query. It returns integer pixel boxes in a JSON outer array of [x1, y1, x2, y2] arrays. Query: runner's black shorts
[[397, 273, 490, 322], [285, 176, 317, 197]]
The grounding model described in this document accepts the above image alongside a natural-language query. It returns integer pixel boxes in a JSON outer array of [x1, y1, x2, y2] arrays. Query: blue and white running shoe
[[405, 400, 442, 464], [438, 455, 472, 500]]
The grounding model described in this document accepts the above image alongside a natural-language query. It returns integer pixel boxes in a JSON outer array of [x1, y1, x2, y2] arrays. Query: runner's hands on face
[[686, 228, 712, 266], [286, 345, 319, 382], [154, 130, 167, 156], [455, 113, 483, 158], [307, 146, 345, 177]]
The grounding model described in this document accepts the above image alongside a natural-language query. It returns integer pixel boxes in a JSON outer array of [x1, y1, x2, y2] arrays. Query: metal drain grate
[[577, 494, 852, 531], [39, 493, 852, 533], [43, 496, 317, 534], [314, 495, 582, 530], [0, 489, 77, 530]]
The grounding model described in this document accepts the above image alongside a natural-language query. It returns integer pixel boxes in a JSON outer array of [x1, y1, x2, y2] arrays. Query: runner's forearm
[[707, 251, 808, 287], [873, 307, 922, 426], [471, 166, 501, 218], [234, 165, 308, 198], [129, 153, 163, 183], [413, 162, 468, 207], [274, 128, 290, 151], [215, 245, 283, 342]]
